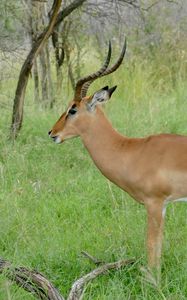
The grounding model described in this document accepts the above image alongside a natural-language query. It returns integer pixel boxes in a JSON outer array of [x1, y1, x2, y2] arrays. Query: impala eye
[[68, 104, 77, 115], [69, 109, 77, 115]]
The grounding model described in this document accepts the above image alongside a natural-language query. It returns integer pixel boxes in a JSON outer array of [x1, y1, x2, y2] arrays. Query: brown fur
[[49, 97, 187, 278]]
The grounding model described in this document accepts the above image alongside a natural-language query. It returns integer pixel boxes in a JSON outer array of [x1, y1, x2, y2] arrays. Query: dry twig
[[81, 251, 104, 266]]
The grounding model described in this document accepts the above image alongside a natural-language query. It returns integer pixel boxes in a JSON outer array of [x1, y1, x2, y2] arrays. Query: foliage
[[0, 0, 27, 52]]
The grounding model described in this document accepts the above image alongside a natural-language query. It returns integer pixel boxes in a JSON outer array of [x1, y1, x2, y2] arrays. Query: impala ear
[[87, 85, 117, 111]]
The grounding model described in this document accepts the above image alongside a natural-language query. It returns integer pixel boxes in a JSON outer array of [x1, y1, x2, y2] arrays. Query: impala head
[[48, 39, 127, 144]]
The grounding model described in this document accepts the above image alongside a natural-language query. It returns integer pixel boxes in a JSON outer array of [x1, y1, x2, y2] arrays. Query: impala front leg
[[146, 200, 165, 281]]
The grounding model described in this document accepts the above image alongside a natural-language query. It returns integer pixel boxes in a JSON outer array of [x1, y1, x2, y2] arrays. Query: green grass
[[0, 50, 187, 299]]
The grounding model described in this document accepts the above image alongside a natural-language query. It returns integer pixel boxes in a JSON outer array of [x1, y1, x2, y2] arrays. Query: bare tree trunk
[[10, 0, 62, 140], [33, 60, 40, 102], [73, 30, 81, 80], [46, 43, 55, 108], [26, 0, 41, 102], [52, 27, 65, 96], [68, 61, 75, 91], [39, 42, 55, 107], [30, 1, 54, 107], [31, 0, 45, 103], [55, 39, 65, 95], [64, 43, 75, 91], [39, 48, 49, 105], [56, 59, 64, 94], [38, 1, 55, 107]]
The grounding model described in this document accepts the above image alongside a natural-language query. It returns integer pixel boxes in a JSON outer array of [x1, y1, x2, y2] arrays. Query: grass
[[0, 48, 187, 299]]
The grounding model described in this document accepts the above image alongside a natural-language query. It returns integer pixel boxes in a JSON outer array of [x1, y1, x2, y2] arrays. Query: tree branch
[[55, 0, 87, 28]]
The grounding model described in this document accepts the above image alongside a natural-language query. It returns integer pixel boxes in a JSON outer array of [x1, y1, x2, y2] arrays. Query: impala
[[48, 40, 187, 278]]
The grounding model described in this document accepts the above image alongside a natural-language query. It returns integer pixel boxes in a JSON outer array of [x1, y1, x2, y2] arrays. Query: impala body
[[49, 40, 187, 278]]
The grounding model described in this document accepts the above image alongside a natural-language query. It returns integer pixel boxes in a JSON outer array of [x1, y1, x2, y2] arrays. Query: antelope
[[48, 39, 187, 279]]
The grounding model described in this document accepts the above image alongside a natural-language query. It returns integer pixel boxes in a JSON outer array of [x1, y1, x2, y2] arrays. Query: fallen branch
[[0, 255, 135, 300], [68, 257, 135, 300], [0, 258, 64, 300]]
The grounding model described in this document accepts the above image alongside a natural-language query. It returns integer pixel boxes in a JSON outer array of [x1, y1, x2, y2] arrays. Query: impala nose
[[48, 130, 52, 136]]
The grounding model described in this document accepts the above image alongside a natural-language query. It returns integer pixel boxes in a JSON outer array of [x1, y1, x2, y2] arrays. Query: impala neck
[[78, 108, 128, 184]]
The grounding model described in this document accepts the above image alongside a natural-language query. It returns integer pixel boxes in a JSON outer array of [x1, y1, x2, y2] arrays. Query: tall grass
[[0, 46, 187, 299]]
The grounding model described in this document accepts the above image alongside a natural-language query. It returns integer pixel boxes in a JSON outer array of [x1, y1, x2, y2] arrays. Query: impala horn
[[74, 38, 127, 102]]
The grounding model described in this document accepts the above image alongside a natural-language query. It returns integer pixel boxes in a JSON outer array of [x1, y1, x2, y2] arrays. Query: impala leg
[[146, 200, 165, 281]]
